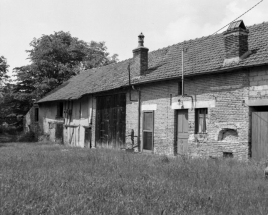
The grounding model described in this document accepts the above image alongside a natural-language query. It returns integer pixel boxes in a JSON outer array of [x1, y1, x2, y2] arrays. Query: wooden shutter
[[143, 111, 154, 151]]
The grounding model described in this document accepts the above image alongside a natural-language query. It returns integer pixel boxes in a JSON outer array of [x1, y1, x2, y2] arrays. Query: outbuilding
[[30, 20, 268, 160]]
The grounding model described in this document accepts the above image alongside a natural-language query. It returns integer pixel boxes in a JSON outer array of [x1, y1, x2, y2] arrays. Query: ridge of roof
[[38, 20, 268, 103]]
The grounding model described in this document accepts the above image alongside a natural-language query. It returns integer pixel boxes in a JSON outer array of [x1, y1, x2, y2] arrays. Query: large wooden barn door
[[96, 94, 126, 148], [252, 111, 268, 161], [176, 109, 189, 155]]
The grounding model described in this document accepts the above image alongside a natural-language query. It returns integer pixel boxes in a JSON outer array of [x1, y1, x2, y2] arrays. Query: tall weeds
[[0, 143, 267, 214]]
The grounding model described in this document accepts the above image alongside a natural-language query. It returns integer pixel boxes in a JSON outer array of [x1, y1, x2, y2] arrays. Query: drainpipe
[[128, 64, 141, 151], [138, 89, 141, 152], [78, 99, 82, 146], [131, 85, 141, 152], [182, 49, 184, 96], [128, 64, 138, 102], [181, 47, 194, 110], [91, 95, 94, 148]]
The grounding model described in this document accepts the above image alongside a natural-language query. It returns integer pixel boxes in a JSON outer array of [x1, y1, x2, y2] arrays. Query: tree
[[4, 31, 118, 123], [0, 56, 9, 85], [19, 31, 118, 99]]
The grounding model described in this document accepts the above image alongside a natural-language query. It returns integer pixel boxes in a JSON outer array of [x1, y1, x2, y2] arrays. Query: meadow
[[0, 142, 268, 214]]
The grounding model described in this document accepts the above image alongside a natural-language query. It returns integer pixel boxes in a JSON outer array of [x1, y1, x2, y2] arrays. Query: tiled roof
[[38, 21, 268, 103]]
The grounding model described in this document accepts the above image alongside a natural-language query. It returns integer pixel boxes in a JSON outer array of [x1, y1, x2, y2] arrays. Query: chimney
[[223, 20, 250, 66], [132, 33, 149, 75]]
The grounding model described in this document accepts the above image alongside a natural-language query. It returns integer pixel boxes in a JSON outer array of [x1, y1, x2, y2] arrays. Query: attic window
[[227, 20, 246, 31]]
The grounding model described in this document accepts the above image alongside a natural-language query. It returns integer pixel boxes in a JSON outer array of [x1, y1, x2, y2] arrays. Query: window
[[143, 111, 154, 151], [195, 108, 207, 133], [57, 102, 64, 118], [34, 108, 39, 122]]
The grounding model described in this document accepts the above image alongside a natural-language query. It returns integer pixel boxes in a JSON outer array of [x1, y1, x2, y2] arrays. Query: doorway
[[251, 106, 268, 161], [176, 109, 189, 155]]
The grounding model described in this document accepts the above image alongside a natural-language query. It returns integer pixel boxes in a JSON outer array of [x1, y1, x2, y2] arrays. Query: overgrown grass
[[0, 143, 268, 214]]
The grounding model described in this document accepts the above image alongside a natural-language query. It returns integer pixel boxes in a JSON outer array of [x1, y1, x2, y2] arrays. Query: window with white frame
[[195, 108, 208, 134]]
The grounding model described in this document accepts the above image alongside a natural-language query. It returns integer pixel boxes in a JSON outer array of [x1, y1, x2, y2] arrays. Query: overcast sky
[[1, 0, 267, 75]]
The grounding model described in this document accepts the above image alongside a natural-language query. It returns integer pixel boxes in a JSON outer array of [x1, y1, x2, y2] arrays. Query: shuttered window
[[195, 108, 207, 133], [143, 111, 154, 151]]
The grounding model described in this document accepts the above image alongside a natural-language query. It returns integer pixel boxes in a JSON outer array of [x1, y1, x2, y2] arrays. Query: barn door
[[176, 109, 189, 155], [96, 94, 126, 148], [252, 111, 268, 161]]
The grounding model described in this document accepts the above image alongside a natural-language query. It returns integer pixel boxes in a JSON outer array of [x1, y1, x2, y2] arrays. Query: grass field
[[0, 142, 268, 214]]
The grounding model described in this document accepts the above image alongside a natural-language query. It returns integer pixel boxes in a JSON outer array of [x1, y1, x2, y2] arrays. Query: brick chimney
[[133, 33, 149, 75], [223, 20, 250, 66]]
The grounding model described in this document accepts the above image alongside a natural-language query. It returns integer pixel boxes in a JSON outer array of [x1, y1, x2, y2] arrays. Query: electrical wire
[[212, 0, 264, 35]]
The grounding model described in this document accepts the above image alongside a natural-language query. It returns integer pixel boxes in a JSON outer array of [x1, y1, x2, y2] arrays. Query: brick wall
[[249, 66, 268, 99], [126, 69, 250, 159]]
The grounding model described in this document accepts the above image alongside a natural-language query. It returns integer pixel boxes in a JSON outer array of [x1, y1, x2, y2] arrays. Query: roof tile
[[38, 22, 268, 103]]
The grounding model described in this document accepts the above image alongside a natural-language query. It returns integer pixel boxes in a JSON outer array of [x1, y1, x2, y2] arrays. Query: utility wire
[[212, 0, 264, 35]]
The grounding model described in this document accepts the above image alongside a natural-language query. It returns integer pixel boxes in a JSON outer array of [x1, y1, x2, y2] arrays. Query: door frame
[[142, 110, 154, 153], [174, 109, 189, 156]]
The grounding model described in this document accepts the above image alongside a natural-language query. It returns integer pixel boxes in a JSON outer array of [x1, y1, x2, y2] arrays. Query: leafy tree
[[11, 31, 118, 102], [1, 32, 118, 127], [0, 56, 9, 84], [20, 31, 118, 98]]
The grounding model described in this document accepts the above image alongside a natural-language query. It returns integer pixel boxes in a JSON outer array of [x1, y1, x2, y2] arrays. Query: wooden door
[[96, 94, 126, 148], [143, 111, 154, 151], [252, 111, 268, 161], [176, 110, 189, 155]]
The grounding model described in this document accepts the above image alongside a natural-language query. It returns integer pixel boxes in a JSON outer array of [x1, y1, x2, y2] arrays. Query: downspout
[[78, 99, 82, 146], [138, 89, 141, 152], [90, 95, 93, 126], [182, 49, 184, 96], [91, 95, 94, 148], [128, 64, 141, 151], [128, 63, 138, 102], [131, 85, 141, 152], [181, 47, 194, 110]]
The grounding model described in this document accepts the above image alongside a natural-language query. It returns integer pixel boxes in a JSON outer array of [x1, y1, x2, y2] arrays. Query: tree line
[[0, 31, 118, 127]]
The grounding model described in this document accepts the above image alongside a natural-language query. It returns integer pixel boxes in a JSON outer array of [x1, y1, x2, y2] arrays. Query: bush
[[0, 125, 21, 135], [18, 131, 37, 142]]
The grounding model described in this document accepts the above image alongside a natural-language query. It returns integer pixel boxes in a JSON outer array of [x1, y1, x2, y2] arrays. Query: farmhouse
[[27, 20, 268, 160]]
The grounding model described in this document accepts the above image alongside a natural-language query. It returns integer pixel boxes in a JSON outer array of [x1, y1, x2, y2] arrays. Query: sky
[[1, 0, 268, 76]]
